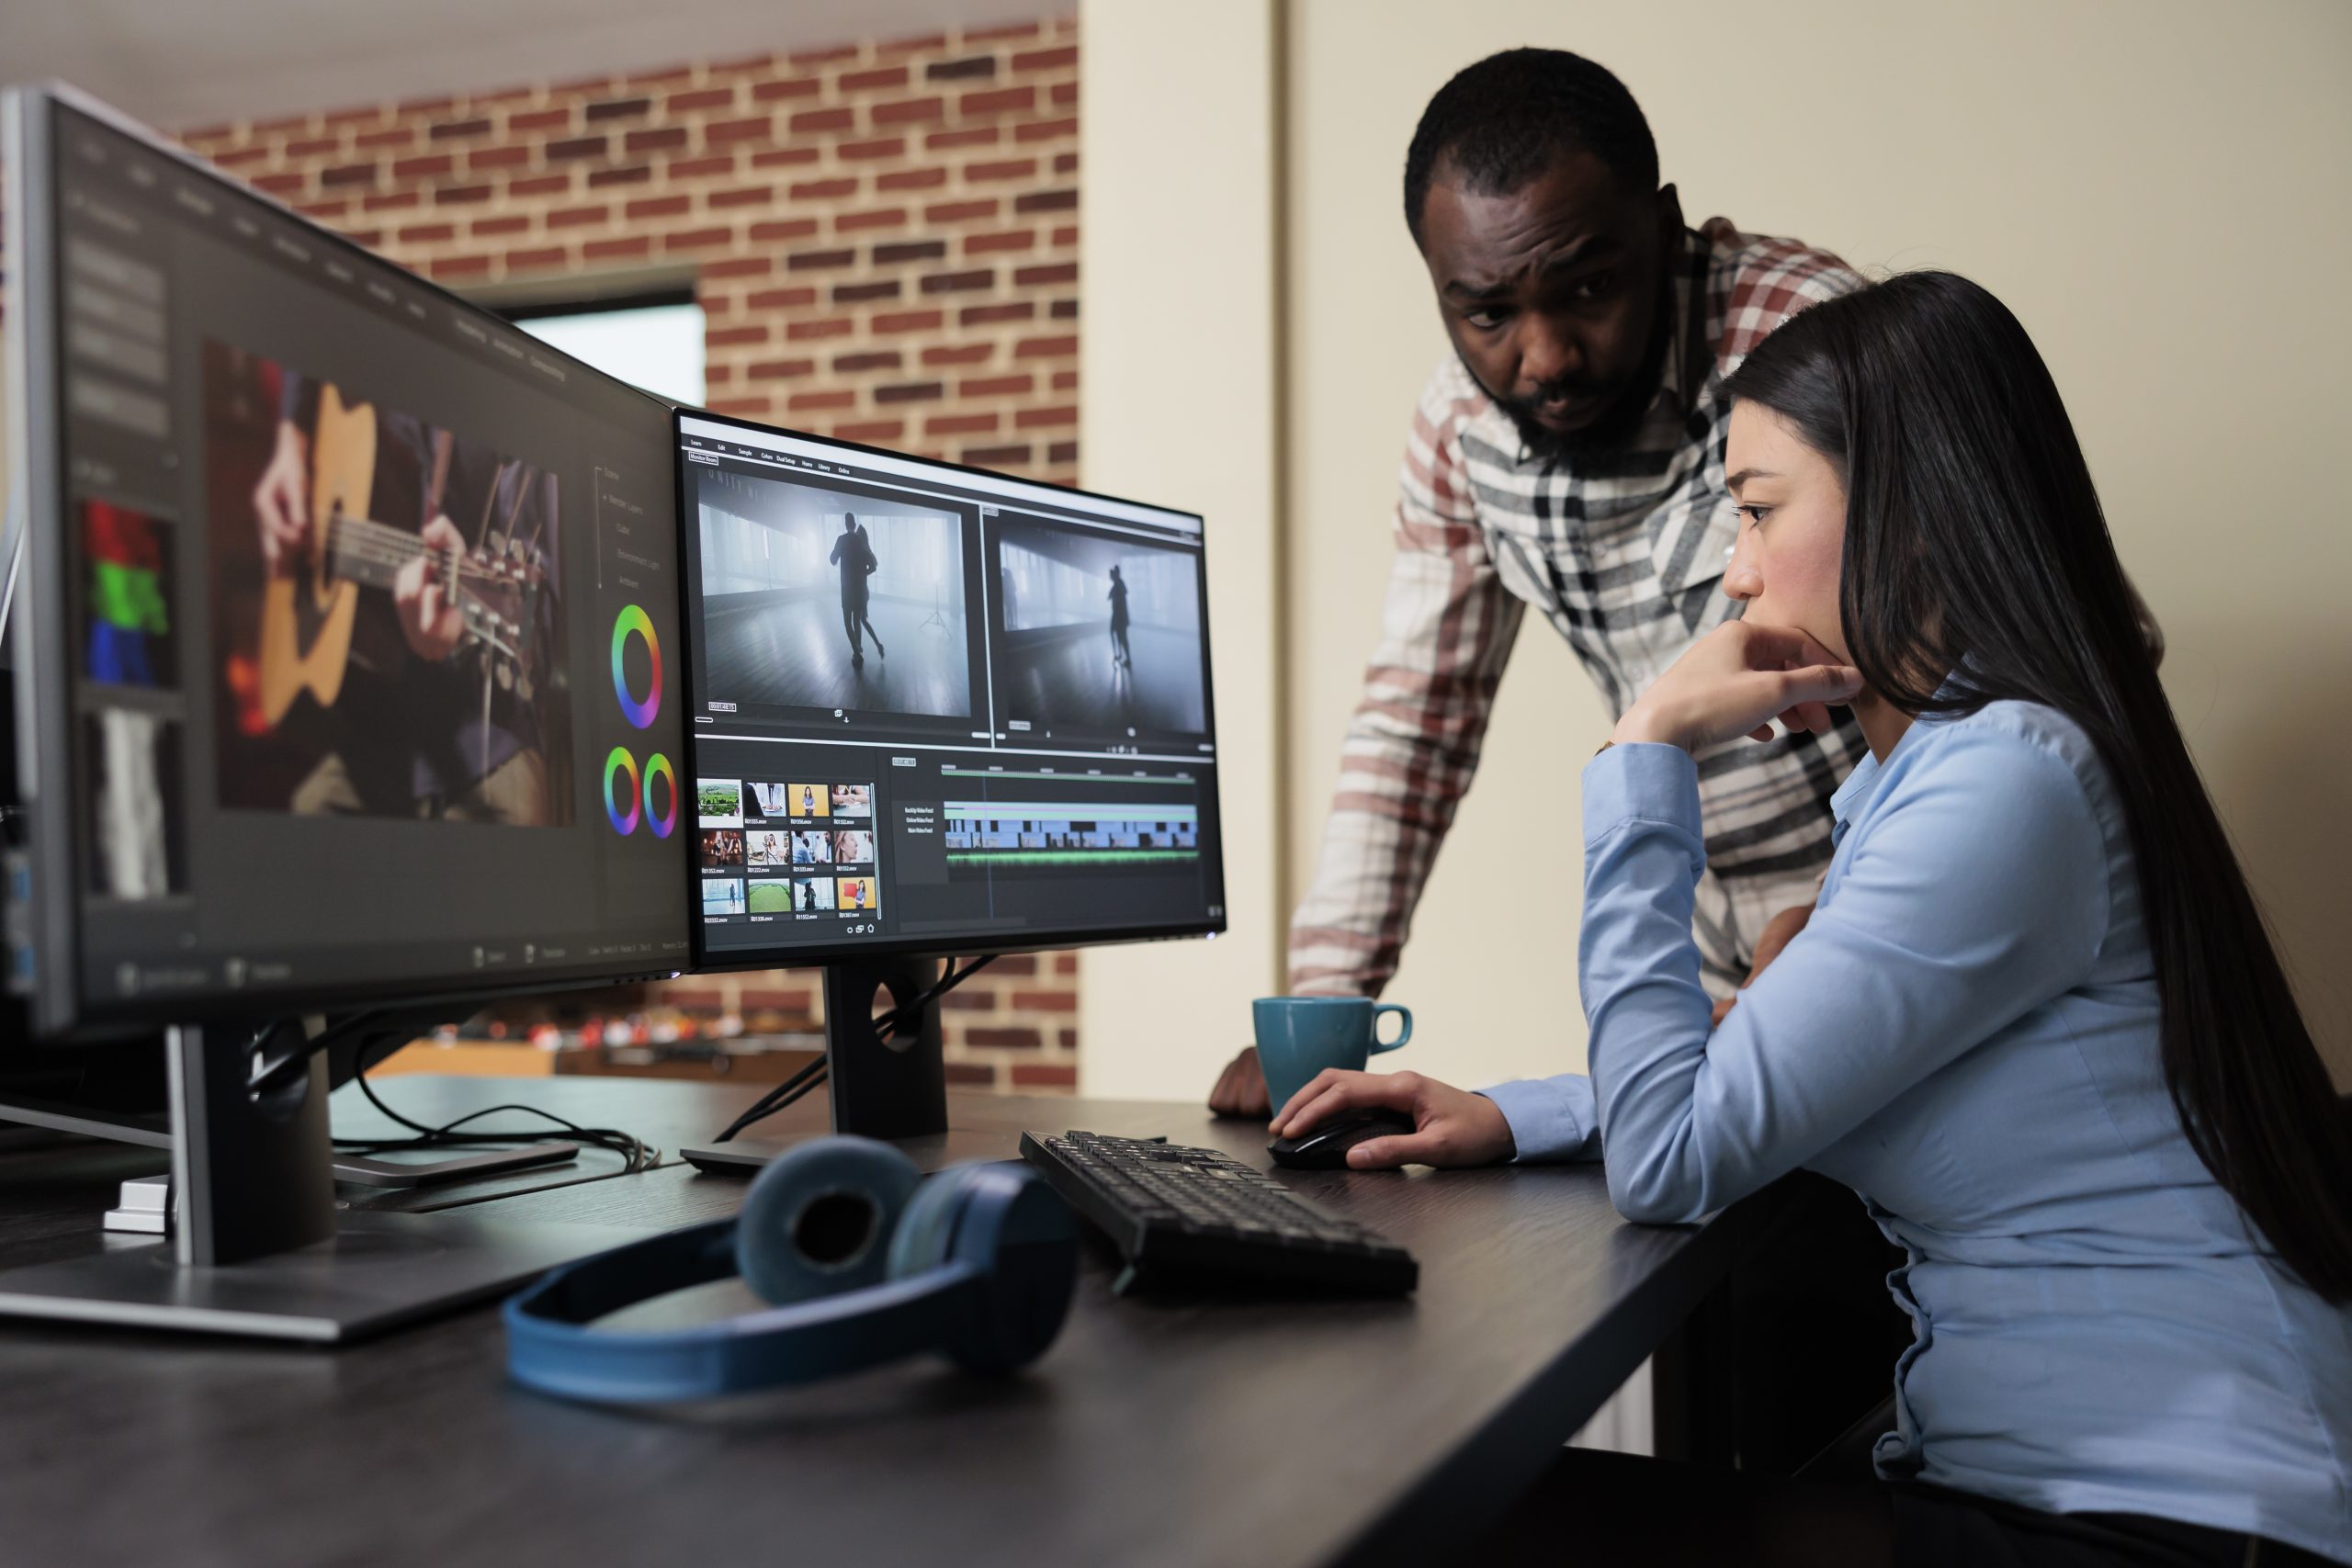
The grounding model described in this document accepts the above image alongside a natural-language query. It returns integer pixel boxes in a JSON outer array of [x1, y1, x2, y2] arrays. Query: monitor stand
[[680, 953, 1022, 1176], [0, 1020, 661, 1342]]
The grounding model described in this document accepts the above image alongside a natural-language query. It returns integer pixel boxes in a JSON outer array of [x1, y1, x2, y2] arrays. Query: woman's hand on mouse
[[1270, 1069, 1516, 1169]]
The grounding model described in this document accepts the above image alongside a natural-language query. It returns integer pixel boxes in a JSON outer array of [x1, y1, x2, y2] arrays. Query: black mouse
[[1268, 1110, 1417, 1170]]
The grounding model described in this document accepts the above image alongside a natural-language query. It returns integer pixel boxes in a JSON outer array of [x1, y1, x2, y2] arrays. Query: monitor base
[[0, 1208, 656, 1343]]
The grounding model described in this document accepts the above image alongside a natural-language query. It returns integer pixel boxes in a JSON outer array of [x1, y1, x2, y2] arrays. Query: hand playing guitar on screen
[[393, 514, 467, 662], [252, 418, 311, 571]]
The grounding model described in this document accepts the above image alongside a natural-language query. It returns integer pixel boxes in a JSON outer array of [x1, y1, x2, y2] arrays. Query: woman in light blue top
[[1272, 272, 2352, 1565]]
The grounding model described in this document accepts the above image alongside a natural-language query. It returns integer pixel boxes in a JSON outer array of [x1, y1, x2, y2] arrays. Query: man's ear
[[1655, 182, 1685, 246]]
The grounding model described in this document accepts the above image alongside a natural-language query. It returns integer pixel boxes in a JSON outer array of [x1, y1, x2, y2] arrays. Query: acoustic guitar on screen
[[255, 385, 547, 725]]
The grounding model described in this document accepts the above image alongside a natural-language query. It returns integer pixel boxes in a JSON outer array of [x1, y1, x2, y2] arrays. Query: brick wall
[[6, 16, 1085, 1092]]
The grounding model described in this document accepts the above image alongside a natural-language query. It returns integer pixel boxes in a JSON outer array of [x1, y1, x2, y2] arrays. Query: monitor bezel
[[669, 403, 1230, 974], [6, 83, 690, 1040]]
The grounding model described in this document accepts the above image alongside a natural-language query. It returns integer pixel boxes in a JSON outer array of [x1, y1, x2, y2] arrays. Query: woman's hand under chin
[[1610, 621, 1862, 754]]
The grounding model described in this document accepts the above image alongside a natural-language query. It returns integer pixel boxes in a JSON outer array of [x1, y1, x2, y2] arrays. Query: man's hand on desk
[[1270, 1068, 1515, 1170], [1208, 1046, 1272, 1119], [1711, 901, 1814, 1027]]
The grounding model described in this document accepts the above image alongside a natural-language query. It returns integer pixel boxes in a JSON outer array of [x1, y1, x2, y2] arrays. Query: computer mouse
[[1268, 1110, 1417, 1170]]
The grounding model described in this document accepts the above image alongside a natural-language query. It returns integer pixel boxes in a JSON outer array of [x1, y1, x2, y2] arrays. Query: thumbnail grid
[[698, 774, 879, 928]]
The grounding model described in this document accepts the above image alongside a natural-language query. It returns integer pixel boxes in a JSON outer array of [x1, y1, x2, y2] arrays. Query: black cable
[[333, 1037, 660, 1174], [709, 955, 997, 1143]]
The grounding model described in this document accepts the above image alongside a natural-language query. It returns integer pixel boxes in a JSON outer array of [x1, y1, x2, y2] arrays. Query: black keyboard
[[1019, 1130, 1418, 1296]]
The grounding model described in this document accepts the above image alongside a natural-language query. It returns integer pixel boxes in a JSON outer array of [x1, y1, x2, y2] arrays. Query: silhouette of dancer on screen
[[1107, 563, 1132, 669], [831, 513, 886, 669]]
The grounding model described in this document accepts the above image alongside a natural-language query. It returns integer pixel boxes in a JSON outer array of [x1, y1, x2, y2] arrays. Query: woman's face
[[1723, 400, 1849, 662]]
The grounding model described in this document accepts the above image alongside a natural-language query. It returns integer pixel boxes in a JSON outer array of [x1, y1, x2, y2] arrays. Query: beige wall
[[1085, 0, 2352, 1100]]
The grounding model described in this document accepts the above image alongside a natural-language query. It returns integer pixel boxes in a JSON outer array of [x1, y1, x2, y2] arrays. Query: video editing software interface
[[676, 414, 1227, 960], [26, 100, 690, 1021]]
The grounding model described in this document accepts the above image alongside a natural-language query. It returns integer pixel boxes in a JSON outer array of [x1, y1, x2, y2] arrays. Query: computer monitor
[[673, 412, 1227, 1157], [0, 85, 684, 1337], [5, 90, 690, 1041]]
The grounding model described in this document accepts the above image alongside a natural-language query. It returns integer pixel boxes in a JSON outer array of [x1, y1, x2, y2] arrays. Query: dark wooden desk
[[0, 1077, 1781, 1568]]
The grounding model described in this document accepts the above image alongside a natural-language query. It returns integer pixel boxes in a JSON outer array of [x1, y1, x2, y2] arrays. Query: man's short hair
[[1403, 48, 1658, 246]]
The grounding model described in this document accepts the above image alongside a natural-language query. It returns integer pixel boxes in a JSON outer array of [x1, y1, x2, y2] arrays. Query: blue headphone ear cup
[[737, 1136, 922, 1304], [888, 1163, 1078, 1374]]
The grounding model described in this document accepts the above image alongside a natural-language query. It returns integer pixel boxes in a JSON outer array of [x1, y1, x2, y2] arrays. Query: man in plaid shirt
[[1212, 49, 1868, 1115]]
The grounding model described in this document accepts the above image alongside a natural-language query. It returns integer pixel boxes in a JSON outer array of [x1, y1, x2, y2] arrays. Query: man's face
[[1418, 149, 1675, 463]]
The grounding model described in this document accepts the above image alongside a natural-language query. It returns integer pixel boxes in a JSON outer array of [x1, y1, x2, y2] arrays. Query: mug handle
[[1370, 1004, 1412, 1054]]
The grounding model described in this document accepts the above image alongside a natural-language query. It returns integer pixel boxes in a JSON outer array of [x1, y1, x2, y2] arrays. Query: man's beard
[[1465, 283, 1675, 469]]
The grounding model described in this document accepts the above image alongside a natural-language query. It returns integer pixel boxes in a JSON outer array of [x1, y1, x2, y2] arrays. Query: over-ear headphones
[[504, 1136, 1080, 1403]]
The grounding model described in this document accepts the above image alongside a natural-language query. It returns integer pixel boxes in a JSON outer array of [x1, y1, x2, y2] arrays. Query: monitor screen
[[675, 412, 1227, 965], [5, 92, 692, 1034]]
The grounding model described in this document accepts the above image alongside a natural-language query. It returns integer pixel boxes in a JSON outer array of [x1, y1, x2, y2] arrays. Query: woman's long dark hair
[[1725, 271, 2352, 1302]]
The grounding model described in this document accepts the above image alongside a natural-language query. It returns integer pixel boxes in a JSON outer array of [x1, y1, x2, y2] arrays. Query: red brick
[[962, 21, 1042, 43], [297, 199, 351, 220], [960, 375, 1032, 398], [427, 116, 493, 141], [435, 183, 493, 205], [926, 126, 1000, 151], [1012, 46, 1080, 72], [1014, 405, 1078, 431], [285, 135, 339, 159], [507, 244, 569, 271], [398, 220, 457, 243], [545, 134, 608, 162], [921, 268, 994, 294], [1053, 952, 1078, 976], [706, 116, 775, 147], [1053, 151, 1078, 175], [961, 301, 1035, 325], [925, 198, 1000, 224], [1012, 987, 1078, 1012], [583, 96, 652, 123], [702, 255, 774, 278], [875, 380, 944, 403], [872, 96, 945, 127], [1014, 261, 1078, 287], [925, 412, 1000, 435], [546, 204, 609, 229], [707, 184, 775, 209], [789, 107, 856, 134], [320, 161, 379, 187], [941, 990, 995, 1013], [1010, 1063, 1078, 1089], [363, 188, 420, 211], [747, 286, 819, 310], [471, 213, 529, 237], [752, 77, 823, 103], [510, 173, 572, 197], [1046, 440, 1079, 466], [786, 318, 855, 341], [585, 164, 652, 187], [668, 154, 737, 178], [967, 1026, 1043, 1049], [839, 65, 910, 92], [835, 420, 905, 443], [834, 280, 902, 303], [835, 350, 904, 372], [749, 219, 820, 243], [1014, 118, 1079, 145], [877, 167, 949, 193], [792, 176, 860, 202], [789, 44, 860, 66], [706, 324, 771, 346], [1014, 334, 1078, 359], [625, 193, 692, 220], [706, 364, 735, 384], [790, 389, 856, 412], [507, 107, 572, 133], [469, 144, 530, 171], [625, 126, 690, 154], [991, 954, 1039, 976], [839, 138, 906, 162], [786, 246, 856, 271], [663, 227, 734, 253], [962, 443, 1033, 466], [1057, 1026, 1080, 1050], [1048, 298, 1079, 320], [943, 1062, 999, 1087], [1050, 225, 1078, 247], [583, 234, 653, 262], [874, 239, 948, 264], [751, 146, 822, 169], [1015, 187, 1077, 213], [429, 254, 492, 281], [344, 227, 388, 247], [748, 358, 816, 380], [967, 230, 1035, 254], [927, 55, 999, 81], [922, 343, 993, 366], [668, 86, 738, 114], [213, 145, 272, 168], [1050, 81, 1078, 109], [873, 309, 945, 333], [961, 86, 1036, 117], [836, 209, 906, 233], [966, 159, 1036, 183], [709, 396, 775, 417]]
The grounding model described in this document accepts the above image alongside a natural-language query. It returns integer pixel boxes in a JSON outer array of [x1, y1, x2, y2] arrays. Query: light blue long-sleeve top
[[1480, 701, 2352, 1561]]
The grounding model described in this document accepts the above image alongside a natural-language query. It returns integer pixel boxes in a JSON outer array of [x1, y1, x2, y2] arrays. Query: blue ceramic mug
[[1252, 996, 1414, 1112]]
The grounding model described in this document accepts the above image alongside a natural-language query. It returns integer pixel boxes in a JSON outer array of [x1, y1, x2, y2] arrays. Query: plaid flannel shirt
[[1289, 218, 1870, 999]]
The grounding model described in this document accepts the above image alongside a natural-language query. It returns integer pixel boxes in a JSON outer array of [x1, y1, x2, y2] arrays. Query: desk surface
[[0, 1077, 1775, 1568]]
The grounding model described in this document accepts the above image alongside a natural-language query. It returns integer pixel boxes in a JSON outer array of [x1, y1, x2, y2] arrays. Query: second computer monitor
[[674, 412, 1227, 966]]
